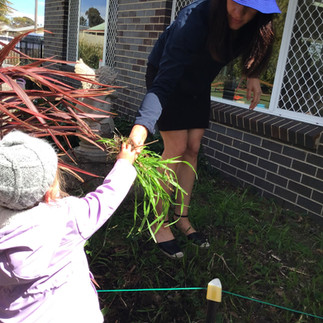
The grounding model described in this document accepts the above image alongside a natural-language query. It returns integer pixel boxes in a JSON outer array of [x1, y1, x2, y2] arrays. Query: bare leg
[[174, 129, 205, 235], [153, 129, 205, 242], [153, 130, 188, 243]]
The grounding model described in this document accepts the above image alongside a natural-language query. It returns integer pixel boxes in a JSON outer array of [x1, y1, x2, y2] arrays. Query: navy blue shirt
[[135, 0, 225, 133]]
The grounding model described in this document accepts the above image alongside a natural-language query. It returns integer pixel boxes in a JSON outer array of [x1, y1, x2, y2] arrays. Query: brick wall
[[113, 0, 172, 118], [44, 0, 69, 60], [202, 103, 323, 220]]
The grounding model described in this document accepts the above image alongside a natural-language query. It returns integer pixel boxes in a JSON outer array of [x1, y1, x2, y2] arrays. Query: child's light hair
[[44, 169, 68, 203]]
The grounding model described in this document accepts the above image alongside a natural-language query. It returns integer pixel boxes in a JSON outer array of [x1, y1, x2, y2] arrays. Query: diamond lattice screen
[[105, 0, 119, 68], [172, 0, 192, 20], [67, 0, 79, 62], [278, 1, 323, 117]]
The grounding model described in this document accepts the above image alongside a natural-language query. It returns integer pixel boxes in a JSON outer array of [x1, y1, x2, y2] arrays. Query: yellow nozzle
[[206, 278, 222, 302]]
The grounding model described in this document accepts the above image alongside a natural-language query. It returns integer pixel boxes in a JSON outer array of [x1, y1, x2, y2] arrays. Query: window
[[78, 0, 107, 69], [209, 2, 288, 110], [68, 0, 118, 69], [67, 0, 107, 68], [171, 0, 287, 109], [171, 0, 323, 126]]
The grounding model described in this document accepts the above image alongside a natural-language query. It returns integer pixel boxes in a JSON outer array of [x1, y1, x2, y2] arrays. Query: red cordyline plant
[[0, 31, 115, 175]]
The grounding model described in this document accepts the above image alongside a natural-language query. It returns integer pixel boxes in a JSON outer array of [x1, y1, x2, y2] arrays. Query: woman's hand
[[246, 78, 262, 110], [129, 124, 148, 153], [117, 142, 138, 165]]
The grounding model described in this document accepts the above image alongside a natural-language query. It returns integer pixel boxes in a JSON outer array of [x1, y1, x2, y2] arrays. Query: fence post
[[206, 278, 222, 323]]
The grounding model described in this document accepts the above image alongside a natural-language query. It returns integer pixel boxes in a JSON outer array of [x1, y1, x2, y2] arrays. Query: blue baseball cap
[[233, 0, 281, 14]]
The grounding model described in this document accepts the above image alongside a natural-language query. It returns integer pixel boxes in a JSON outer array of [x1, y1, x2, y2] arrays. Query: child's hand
[[117, 142, 137, 165]]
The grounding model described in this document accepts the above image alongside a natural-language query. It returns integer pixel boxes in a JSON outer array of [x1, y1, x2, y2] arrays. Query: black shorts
[[145, 63, 211, 131]]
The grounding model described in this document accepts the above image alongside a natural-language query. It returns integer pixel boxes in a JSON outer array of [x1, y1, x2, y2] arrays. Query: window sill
[[210, 102, 323, 155]]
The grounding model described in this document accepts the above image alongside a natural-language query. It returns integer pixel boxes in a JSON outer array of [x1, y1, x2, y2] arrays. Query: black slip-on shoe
[[157, 239, 184, 259], [187, 232, 210, 248]]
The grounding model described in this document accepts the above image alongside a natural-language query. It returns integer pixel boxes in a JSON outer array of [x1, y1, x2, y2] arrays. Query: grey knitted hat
[[0, 131, 58, 210]]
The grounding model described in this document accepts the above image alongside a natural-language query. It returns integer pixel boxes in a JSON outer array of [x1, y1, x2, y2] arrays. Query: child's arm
[[69, 143, 138, 239]]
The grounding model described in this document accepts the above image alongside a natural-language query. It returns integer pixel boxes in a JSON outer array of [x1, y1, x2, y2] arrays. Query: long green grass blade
[[100, 135, 196, 239]]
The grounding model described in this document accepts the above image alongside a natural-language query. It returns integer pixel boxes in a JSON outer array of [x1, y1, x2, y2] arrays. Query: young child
[[0, 131, 137, 322]]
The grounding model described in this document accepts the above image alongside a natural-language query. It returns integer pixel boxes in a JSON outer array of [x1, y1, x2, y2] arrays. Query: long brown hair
[[207, 0, 275, 77]]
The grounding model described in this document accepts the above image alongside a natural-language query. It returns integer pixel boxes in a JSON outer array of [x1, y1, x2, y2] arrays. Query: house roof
[[0, 26, 44, 34], [0, 23, 11, 32], [84, 23, 105, 32]]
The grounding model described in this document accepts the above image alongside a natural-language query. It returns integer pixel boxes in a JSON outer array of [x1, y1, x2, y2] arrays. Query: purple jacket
[[0, 159, 137, 322]]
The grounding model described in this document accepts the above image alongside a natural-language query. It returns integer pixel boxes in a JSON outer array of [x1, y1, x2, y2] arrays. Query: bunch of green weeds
[[99, 134, 196, 241]]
